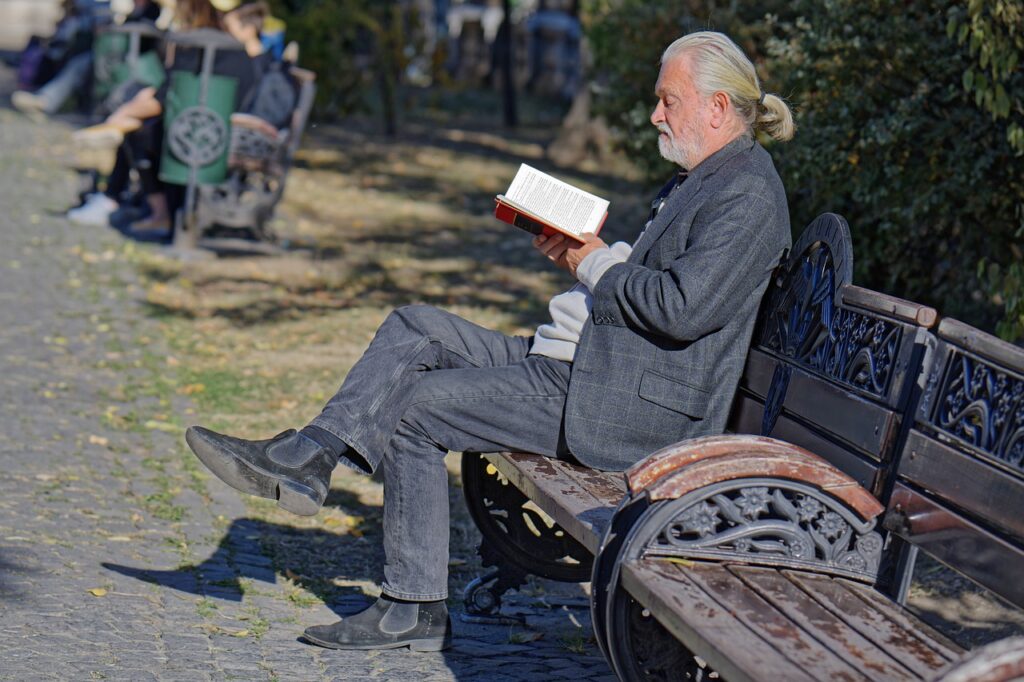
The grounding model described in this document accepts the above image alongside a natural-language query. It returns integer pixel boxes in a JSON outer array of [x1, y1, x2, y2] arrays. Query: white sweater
[[529, 240, 635, 362]]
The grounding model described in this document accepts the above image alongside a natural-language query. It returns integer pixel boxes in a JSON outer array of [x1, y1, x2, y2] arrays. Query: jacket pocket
[[638, 369, 709, 419]]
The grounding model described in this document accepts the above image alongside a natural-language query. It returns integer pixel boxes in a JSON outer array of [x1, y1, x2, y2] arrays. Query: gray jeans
[[36, 52, 92, 113], [309, 304, 572, 600]]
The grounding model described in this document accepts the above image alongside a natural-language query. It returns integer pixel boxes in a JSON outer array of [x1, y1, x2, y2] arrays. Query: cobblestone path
[[0, 94, 613, 679]]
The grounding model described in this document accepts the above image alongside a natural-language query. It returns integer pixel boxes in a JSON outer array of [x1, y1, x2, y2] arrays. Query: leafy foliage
[[947, 0, 1024, 339], [584, 0, 793, 179], [267, 0, 418, 122], [586, 0, 1024, 340]]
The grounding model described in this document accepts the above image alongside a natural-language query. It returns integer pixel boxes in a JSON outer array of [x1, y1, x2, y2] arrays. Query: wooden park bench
[[460, 214, 1024, 681]]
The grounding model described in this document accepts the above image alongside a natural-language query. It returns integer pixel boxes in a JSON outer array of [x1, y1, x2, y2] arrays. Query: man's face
[[650, 54, 710, 170]]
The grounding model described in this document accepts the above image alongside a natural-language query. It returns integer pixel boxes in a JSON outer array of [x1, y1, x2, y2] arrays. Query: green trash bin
[[159, 70, 238, 186]]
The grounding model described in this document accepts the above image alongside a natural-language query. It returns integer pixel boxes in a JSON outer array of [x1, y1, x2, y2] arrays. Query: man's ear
[[708, 91, 731, 129]]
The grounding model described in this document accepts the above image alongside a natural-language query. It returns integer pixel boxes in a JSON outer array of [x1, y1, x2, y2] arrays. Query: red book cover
[[493, 197, 606, 244]]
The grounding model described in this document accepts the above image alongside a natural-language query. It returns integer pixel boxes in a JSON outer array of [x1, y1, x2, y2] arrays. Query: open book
[[495, 164, 609, 243]]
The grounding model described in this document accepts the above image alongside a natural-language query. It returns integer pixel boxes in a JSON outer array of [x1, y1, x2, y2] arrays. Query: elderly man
[[185, 31, 795, 652]]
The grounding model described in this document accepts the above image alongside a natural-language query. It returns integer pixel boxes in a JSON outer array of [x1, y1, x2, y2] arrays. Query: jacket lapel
[[629, 136, 757, 264], [628, 174, 702, 263]]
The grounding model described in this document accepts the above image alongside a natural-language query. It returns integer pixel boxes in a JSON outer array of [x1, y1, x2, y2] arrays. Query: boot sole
[[301, 633, 452, 652], [185, 428, 324, 516]]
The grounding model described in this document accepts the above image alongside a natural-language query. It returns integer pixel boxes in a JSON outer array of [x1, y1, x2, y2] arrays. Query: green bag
[[159, 71, 238, 186]]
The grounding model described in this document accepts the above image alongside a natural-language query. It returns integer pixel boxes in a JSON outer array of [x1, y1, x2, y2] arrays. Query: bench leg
[[461, 564, 528, 623], [462, 453, 592, 584]]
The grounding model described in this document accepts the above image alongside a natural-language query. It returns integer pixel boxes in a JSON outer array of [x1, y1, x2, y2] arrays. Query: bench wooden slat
[[834, 576, 965, 659], [742, 349, 899, 454], [840, 284, 938, 328], [887, 484, 1024, 609], [484, 452, 623, 554], [620, 559, 819, 682], [938, 318, 1024, 373], [731, 566, 920, 681], [731, 393, 880, 489], [900, 429, 1024, 538], [684, 563, 873, 682], [784, 571, 960, 676]]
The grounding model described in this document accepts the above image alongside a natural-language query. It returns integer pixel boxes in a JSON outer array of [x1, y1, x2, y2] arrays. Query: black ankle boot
[[184, 426, 336, 516], [302, 596, 452, 651]]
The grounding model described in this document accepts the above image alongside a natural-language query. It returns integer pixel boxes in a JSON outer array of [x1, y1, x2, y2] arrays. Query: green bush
[[586, 0, 1024, 341], [267, 0, 417, 124]]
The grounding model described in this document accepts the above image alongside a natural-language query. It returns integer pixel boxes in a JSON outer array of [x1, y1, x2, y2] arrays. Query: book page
[[504, 164, 609, 236]]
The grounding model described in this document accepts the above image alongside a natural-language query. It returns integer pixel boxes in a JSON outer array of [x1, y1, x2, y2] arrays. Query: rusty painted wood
[[840, 284, 938, 328], [684, 563, 873, 682], [731, 566, 919, 681], [483, 452, 621, 554], [938, 318, 1024, 374], [784, 570, 958, 676], [642, 450, 884, 521], [625, 434, 794, 493], [619, 559, 818, 682]]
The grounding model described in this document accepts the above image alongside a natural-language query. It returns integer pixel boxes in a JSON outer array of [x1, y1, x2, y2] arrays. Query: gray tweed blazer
[[565, 136, 791, 471]]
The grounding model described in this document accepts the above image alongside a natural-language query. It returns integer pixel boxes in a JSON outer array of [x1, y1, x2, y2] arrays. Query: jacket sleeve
[[589, 185, 782, 343]]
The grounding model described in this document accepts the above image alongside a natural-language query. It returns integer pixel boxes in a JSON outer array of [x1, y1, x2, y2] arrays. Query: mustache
[[656, 123, 673, 138]]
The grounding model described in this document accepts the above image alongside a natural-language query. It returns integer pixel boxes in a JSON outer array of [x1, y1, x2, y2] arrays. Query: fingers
[[534, 233, 569, 262]]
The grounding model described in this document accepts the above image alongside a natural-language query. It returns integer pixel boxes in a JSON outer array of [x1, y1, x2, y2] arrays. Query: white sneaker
[[67, 193, 119, 226]]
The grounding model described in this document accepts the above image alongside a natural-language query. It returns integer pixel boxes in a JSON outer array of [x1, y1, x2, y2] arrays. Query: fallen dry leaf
[[87, 588, 107, 597], [88, 435, 109, 447]]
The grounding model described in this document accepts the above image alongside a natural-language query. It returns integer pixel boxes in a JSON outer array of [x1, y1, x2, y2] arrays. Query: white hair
[[662, 31, 795, 142]]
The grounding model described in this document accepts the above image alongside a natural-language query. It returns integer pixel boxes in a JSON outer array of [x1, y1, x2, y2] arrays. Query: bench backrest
[[729, 213, 937, 497], [883, 318, 1024, 608]]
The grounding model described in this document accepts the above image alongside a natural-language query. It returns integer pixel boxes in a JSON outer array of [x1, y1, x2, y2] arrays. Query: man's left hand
[[533, 232, 608, 278]]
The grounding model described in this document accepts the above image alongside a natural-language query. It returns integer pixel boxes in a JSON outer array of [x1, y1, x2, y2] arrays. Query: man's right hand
[[533, 232, 608, 278]]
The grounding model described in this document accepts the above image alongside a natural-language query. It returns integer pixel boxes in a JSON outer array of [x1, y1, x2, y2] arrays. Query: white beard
[[657, 122, 704, 170]]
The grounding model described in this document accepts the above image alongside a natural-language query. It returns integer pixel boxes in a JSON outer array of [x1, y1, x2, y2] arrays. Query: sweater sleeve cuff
[[577, 243, 629, 290]]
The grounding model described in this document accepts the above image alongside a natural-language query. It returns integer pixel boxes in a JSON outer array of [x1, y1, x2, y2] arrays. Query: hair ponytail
[[756, 93, 795, 142], [663, 32, 796, 143]]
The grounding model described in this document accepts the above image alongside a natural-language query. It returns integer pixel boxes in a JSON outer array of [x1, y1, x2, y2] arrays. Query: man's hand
[[533, 232, 607, 278]]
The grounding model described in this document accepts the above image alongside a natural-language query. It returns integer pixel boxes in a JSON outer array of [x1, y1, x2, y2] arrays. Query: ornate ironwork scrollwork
[[642, 479, 882, 582], [230, 126, 277, 164], [168, 106, 228, 167], [762, 364, 791, 435], [929, 351, 1024, 474], [756, 215, 901, 400]]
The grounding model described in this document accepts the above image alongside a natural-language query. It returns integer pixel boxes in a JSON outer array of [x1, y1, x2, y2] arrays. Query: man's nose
[[650, 101, 664, 126]]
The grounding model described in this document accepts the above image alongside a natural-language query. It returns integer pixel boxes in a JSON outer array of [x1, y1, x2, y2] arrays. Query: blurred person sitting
[[11, 0, 112, 116], [68, 0, 272, 233]]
